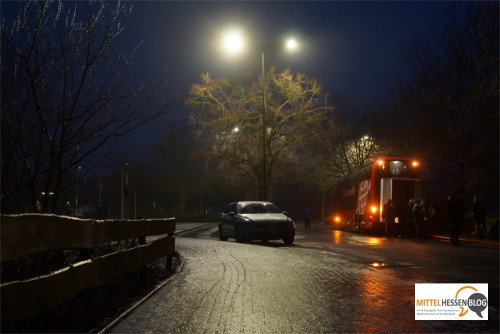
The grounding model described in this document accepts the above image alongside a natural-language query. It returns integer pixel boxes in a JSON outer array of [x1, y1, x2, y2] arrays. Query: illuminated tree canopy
[[187, 68, 335, 200]]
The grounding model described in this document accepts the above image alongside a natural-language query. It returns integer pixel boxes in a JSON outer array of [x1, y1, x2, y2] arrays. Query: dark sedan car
[[219, 201, 295, 245]]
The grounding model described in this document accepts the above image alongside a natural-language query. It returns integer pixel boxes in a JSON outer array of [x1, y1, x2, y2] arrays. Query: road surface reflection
[[354, 266, 414, 332], [330, 229, 385, 245]]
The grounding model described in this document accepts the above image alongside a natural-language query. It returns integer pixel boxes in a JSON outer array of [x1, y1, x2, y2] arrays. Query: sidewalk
[[304, 221, 499, 248], [431, 233, 499, 248]]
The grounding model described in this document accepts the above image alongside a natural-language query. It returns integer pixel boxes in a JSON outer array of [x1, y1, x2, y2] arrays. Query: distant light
[[222, 29, 245, 55], [370, 262, 386, 267], [362, 135, 370, 140], [286, 38, 298, 50], [412, 161, 419, 167], [232, 127, 240, 133]]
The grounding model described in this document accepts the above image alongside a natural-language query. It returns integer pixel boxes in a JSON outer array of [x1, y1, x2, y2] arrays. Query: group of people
[[382, 198, 434, 240], [382, 191, 488, 245]]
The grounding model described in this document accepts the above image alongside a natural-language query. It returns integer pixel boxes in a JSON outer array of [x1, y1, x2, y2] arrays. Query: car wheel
[[219, 224, 228, 241], [282, 236, 294, 245]]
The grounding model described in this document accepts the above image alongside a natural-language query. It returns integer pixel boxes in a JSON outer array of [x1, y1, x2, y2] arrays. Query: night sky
[[115, 1, 455, 151], [1, 0, 458, 152]]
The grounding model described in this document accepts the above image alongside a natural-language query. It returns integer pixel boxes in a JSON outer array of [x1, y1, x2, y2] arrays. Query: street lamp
[[221, 30, 298, 200], [285, 38, 298, 50], [221, 29, 245, 55]]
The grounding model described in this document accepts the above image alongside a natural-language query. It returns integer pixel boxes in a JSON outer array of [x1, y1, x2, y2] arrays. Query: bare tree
[[1, 0, 178, 213], [375, 2, 498, 192], [319, 129, 382, 177], [187, 68, 335, 200], [307, 98, 385, 193]]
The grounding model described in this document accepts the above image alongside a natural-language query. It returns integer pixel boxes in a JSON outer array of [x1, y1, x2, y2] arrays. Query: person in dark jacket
[[412, 200, 427, 241], [402, 198, 415, 237], [472, 195, 487, 240], [383, 199, 396, 237], [304, 206, 311, 229], [446, 190, 465, 246]]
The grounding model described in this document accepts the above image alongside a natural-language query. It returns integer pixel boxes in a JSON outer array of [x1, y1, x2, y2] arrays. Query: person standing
[[446, 190, 465, 246], [383, 199, 396, 237], [402, 198, 415, 237], [425, 200, 436, 234], [412, 200, 427, 242], [472, 195, 487, 240], [304, 206, 311, 229]]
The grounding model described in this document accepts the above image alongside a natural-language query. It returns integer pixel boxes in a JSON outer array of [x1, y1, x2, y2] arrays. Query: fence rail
[[0, 214, 176, 328]]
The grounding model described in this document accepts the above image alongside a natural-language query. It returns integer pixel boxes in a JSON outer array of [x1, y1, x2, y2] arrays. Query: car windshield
[[239, 203, 282, 214]]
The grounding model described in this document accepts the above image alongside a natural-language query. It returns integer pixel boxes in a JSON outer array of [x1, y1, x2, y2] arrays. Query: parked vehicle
[[219, 201, 295, 245]]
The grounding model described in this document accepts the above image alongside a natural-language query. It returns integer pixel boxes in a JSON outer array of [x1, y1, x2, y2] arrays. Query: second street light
[[221, 29, 298, 200]]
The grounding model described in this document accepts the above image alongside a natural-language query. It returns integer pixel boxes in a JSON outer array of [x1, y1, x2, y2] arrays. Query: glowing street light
[[220, 28, 298, 200], [286, 38, 298, 50], [221, 29, 245, 55]]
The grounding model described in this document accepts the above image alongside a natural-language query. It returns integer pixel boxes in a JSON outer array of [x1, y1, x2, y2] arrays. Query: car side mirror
[[283, 211, 289, 217], [228, 212, 236, 217]]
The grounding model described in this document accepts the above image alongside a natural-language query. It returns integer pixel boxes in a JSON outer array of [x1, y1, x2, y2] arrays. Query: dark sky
[[117, 0, 454, 152], [2, 0, 457, 152]]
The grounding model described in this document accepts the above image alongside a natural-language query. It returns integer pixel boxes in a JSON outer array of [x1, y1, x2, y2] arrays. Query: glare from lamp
[[286, 38, 298, 50], [222, 29, 245, 55]]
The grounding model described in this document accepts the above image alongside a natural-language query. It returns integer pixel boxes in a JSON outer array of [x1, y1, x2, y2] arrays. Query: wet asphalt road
[[111, 223, 499, 333]]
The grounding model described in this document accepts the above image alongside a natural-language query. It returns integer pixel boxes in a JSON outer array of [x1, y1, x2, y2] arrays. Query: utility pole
[[121, 163, 129, 219]]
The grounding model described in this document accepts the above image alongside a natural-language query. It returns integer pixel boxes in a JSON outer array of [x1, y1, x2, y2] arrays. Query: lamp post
[[221, 29, 298, 200], [261, 50, 267, 201]]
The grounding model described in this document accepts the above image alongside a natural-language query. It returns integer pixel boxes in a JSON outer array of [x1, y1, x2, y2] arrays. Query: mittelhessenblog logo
[[415, 283, 488, 320]]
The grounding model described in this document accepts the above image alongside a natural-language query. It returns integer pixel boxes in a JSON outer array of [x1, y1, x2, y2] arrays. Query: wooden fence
[[0, 214, 176, 328]]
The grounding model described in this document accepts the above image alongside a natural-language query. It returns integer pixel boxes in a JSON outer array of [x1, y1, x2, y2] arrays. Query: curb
[[98, 252, 186, 334], [431, 234, 499, 248], [97, 223, 211, 333]]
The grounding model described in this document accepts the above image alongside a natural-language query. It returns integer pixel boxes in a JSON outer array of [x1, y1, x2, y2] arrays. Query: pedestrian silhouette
[[412, 200, 427, 242], [304, 206, 311, 229], [425, 200, 436, 234], [446, 190, 465, 246], [382, 199, 396, 237], [403, 198, 415, 238], [472, 195, 487, 240]]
